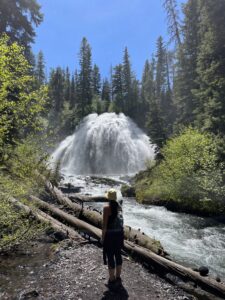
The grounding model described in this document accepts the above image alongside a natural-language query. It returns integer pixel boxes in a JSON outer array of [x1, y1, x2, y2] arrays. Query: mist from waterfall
[[51, 113, 155, 175]]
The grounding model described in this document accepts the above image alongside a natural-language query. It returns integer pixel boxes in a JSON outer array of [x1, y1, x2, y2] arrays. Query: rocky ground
[[0, 235, 196, 300]]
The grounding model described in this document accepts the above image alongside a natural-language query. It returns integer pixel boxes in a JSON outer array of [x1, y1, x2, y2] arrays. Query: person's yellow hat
[[105, 188, 117, 201]]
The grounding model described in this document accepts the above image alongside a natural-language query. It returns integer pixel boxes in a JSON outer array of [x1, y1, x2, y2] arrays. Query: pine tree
[[64, 67, 71, 102], [155, 37, 174, 136], [101, 78, 111, 112], [0, 0, 43, 50], [140, 59, 154, 127], [193, 0, 225, 157], [144, 56, 166, 148], [156, 37, 167, 99], [122, 47, 132, 115], [101, 79, 110, 102], [112, 64, 124, 113], [174, 0, 200, 128], [92, 64, 101, 96], [146, 99, 166, 150], [35, 50, 46, 87], [48, 67, 65, 117], [70, 74, 76, 108], [163, 0, 182, 46], [130, 78, 140, 121], [78, 37, 93, 117]]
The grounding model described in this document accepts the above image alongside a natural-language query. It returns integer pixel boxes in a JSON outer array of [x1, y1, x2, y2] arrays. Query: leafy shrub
[[0, 138, 49, 252], [0, 198, 46, 252], [136, 128, 225, 207]]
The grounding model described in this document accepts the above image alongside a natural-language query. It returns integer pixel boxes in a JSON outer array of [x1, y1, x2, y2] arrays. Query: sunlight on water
[[123, 198, 225, 278]]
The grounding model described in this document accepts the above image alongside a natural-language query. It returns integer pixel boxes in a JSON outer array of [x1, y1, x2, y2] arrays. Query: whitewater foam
[[51, 113, 155, 175]]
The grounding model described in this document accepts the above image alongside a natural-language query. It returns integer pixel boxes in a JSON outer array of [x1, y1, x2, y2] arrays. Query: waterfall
[[51, 113, 155, 175]]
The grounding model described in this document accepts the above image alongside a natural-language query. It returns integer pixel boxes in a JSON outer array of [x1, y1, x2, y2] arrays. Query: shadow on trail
[[101, 284, 129, 300]]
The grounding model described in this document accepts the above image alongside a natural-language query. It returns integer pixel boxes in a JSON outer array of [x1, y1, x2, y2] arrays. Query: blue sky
[[32, 0, 182, 80]]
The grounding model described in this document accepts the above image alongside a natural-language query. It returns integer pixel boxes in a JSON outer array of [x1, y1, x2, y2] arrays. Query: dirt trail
[[0, 237, 194, 300]]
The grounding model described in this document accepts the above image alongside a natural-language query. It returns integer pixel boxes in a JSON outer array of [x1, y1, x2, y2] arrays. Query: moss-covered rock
[[121, 184, 136, 197]]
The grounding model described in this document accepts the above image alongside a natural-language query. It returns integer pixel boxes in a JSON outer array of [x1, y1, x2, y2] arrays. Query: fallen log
[[29, 196, 225, 299], [124, 241, 225, 299], [45, 180, 164, 255], [69, 195, 108, 203], [9, 198, 83, 242], [30, 196, 102, 240]]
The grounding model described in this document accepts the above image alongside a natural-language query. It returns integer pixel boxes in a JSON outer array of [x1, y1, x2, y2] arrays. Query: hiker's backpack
[[109, 209, 124, 232]]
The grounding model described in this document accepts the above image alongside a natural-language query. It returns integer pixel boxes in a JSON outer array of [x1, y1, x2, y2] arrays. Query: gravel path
[[0, 237, 196, 300]]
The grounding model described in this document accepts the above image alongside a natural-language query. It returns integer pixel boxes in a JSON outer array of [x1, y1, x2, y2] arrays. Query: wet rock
[[20, 290, 39, 299], [121, 184, 136, 197], [216, 275, 221, 282], [59, 184, 83, 193], [199, 266, 209, 276], [52, 231, 68, 242]]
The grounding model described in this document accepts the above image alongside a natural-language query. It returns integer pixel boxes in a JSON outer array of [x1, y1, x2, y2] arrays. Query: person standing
[[102, 189, 124, 289]]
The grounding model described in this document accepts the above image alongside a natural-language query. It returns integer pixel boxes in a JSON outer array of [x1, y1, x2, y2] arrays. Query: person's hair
[[109, 200, 119, 219]]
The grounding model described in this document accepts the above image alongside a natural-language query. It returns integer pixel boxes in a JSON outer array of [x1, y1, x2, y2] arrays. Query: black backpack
[[109, 209, 124, 232]]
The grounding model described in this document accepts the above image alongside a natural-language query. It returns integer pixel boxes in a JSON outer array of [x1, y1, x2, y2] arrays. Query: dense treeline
[[34, 36, 173, 139], [134, 0, 225, 211]]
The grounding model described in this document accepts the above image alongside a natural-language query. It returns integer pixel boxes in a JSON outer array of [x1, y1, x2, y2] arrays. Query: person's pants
[[106, 249, 122, 269]]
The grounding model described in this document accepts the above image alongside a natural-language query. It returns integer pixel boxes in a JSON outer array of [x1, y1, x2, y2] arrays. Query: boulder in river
[[199, 266, 209, 276], [121, 184, 136, 197]]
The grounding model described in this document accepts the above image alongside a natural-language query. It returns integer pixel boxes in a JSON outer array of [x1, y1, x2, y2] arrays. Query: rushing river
[[62, 174, 225, 279]]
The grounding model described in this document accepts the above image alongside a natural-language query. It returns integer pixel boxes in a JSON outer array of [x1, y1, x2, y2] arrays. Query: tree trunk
[[30, 195, 102, 240], [69, 195, 108, 203], [45, 180, 165, 255]]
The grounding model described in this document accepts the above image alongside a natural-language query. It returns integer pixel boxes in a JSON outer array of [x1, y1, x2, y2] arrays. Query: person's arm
[[102, 206, 109, 242]]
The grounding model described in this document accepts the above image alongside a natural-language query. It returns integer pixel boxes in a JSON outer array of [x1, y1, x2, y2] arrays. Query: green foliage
[[173, 0, 200, 128], [0, 35, 48, 153], [144, 37, 174, 148], [91, 95, 103, 114], [60, 101, 80, 134], [0, 136, 50, 252], [136, 128, 225, 212], [78, 37, 93, 118], [101, 78, 111, 103], [0, 198, 46, 252], [193, 0, 225, 138], [112, 64, 124, 112], [0, 35, 49, 252], [35, 50, 46, 87], [0, 0, 43, 48], [92, 64, 101, 96]]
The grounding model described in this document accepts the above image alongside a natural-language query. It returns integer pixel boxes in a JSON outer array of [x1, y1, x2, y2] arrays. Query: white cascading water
[[51, 113, 155, 175]]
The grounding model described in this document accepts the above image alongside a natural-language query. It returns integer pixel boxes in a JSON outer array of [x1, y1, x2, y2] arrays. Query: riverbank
[[121, 174, 225, 219], [0, 234, 194, 300], [124, 128, 225, 218]]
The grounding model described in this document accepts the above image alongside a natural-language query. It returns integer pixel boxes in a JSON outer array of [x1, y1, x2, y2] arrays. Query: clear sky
[[32, 0, 180, 80]]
